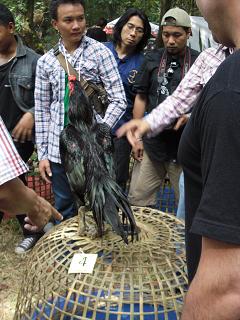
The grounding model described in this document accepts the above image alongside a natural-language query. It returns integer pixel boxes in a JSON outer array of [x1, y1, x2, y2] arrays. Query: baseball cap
[[161, 7, 191, 28]]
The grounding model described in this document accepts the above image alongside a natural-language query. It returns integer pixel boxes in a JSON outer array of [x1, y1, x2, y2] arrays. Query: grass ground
[[0, 219, 28, 320]]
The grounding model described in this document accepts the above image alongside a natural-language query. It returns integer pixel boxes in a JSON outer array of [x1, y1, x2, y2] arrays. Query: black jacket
[[8, 35, 40, 114], [133, 47, 199, 162]]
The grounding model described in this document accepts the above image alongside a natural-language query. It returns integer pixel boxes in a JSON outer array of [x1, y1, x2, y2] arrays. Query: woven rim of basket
[[14, 207, 186, 319]]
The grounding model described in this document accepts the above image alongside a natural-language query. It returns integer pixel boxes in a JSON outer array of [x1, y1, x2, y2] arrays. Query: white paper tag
[[68, 253, 98, 274]]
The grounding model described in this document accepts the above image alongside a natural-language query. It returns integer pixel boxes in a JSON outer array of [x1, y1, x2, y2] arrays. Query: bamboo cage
[[14, 206, 187, 320]]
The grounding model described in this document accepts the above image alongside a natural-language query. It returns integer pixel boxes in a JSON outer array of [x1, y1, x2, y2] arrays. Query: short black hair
[[113, 8, 151, 53], [0, 3, 15, 26], [96, 17, 107, 28], [50, 0, 85, 20]]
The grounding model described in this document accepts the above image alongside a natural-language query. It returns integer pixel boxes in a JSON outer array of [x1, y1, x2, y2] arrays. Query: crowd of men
[[1, 0, 240, 318]]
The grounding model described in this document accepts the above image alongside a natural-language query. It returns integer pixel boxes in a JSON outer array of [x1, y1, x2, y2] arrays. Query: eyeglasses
[[126, 23, 144, 34]]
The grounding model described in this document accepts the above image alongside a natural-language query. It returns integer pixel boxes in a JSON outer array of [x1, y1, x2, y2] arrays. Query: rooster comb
[[68, 75, 77, 96]]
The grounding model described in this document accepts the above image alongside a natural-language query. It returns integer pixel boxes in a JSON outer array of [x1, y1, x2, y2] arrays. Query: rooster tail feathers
[[116, 195, 137, 241], [103, 182, 137, 243], [103, 193, 129, 244], [105, 182, 136, 227], [92, 202, 104, 237], [89, 185, 105, 236], [90, 176, 137, 243]]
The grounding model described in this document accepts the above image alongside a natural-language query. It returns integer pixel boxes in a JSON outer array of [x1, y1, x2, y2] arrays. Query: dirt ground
[[0, 219, 29, 320]]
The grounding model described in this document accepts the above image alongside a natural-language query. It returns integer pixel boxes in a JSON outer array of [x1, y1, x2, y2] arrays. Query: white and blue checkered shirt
[[35, 36, 127, 163]]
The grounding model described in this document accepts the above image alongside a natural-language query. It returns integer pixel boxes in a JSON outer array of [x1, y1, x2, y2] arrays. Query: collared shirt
[[104, 42, 144, 134], [133, 46, 199, 162], [35, 36, 127, 163], [0, 116, 27, 185], [145, 45, 230, 136]]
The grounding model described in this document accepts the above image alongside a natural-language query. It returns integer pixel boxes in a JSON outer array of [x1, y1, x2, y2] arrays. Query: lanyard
[[157, 48, 191, 102], [158, 48, 191, 81]]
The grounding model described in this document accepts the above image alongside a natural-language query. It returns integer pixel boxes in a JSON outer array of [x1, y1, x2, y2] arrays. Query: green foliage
[[1, 0, 56, 53], [85, 0, 161, 24], [1, 0, 200, 52]]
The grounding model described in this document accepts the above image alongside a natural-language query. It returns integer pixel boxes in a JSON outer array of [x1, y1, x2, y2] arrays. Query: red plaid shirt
[[0, 117, 28, 185]]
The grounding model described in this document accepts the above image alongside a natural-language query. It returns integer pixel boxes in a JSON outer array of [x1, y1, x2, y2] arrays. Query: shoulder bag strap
[[53, 45, 95, 97]]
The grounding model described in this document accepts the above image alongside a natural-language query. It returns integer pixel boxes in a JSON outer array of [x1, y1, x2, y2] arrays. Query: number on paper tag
[[68, 253, 98, 274]]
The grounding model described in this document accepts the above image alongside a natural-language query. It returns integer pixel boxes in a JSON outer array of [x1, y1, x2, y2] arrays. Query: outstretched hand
[[116, 119, 151, 149], [24, 196, 62, 232]]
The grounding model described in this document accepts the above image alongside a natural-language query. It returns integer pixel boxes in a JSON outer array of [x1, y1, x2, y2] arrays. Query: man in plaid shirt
[[0, 116, 62, 230], [117, 44, 231, 143], [117, 44, 231, 218], [35, 0, 127, 222]]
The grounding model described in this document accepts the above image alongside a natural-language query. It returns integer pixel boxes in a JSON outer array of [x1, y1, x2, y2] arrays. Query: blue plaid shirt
[[35, 36, 127, 163]]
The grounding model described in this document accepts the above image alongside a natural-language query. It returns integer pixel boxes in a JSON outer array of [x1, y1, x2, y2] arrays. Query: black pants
[[0, 141, 41, 237], [113, 136, 132, 192]]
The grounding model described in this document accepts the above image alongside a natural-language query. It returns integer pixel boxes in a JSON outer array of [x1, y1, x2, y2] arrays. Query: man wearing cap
[[128, 7, 199, 208]]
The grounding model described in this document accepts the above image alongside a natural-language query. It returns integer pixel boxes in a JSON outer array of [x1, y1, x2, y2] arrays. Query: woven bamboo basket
[[14, 206, 186, 320], [26, 150, 54, 206], [27, 175, 54, 205]]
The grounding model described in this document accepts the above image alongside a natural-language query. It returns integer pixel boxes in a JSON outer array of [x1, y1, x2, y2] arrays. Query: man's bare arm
[[0, 178, 62, 230], [133, 93, 147, 119], [181, 237, 240, 319], [131, 94, 147, 161]]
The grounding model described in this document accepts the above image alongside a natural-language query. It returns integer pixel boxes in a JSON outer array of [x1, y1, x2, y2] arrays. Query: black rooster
[[59, 79, 137, 244]]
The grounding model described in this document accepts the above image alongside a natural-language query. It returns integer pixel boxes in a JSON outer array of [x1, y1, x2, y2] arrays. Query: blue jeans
[[50, 162, 77, 223], [176, 172, 185, 220]]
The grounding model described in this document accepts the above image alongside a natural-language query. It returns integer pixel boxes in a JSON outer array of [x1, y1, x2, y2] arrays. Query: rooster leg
[[86, 222, 99, 239], [78, 206, 98, 239], [84, 208, 99, 239], [78, 206, 87, 236]]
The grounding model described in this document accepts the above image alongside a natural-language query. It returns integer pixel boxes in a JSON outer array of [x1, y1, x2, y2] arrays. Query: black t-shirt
[[86, 27, 107, 43], [133, 48, 199, 162], [178, 50, 240, 282], [0, 59, 23, 132]]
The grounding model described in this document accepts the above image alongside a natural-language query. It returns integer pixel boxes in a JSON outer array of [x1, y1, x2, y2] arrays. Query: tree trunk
[[26, 0, 34, 29], [108, 3, 117, 21], [21, 0, 36, 50], [189, 0, 194, 15]]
